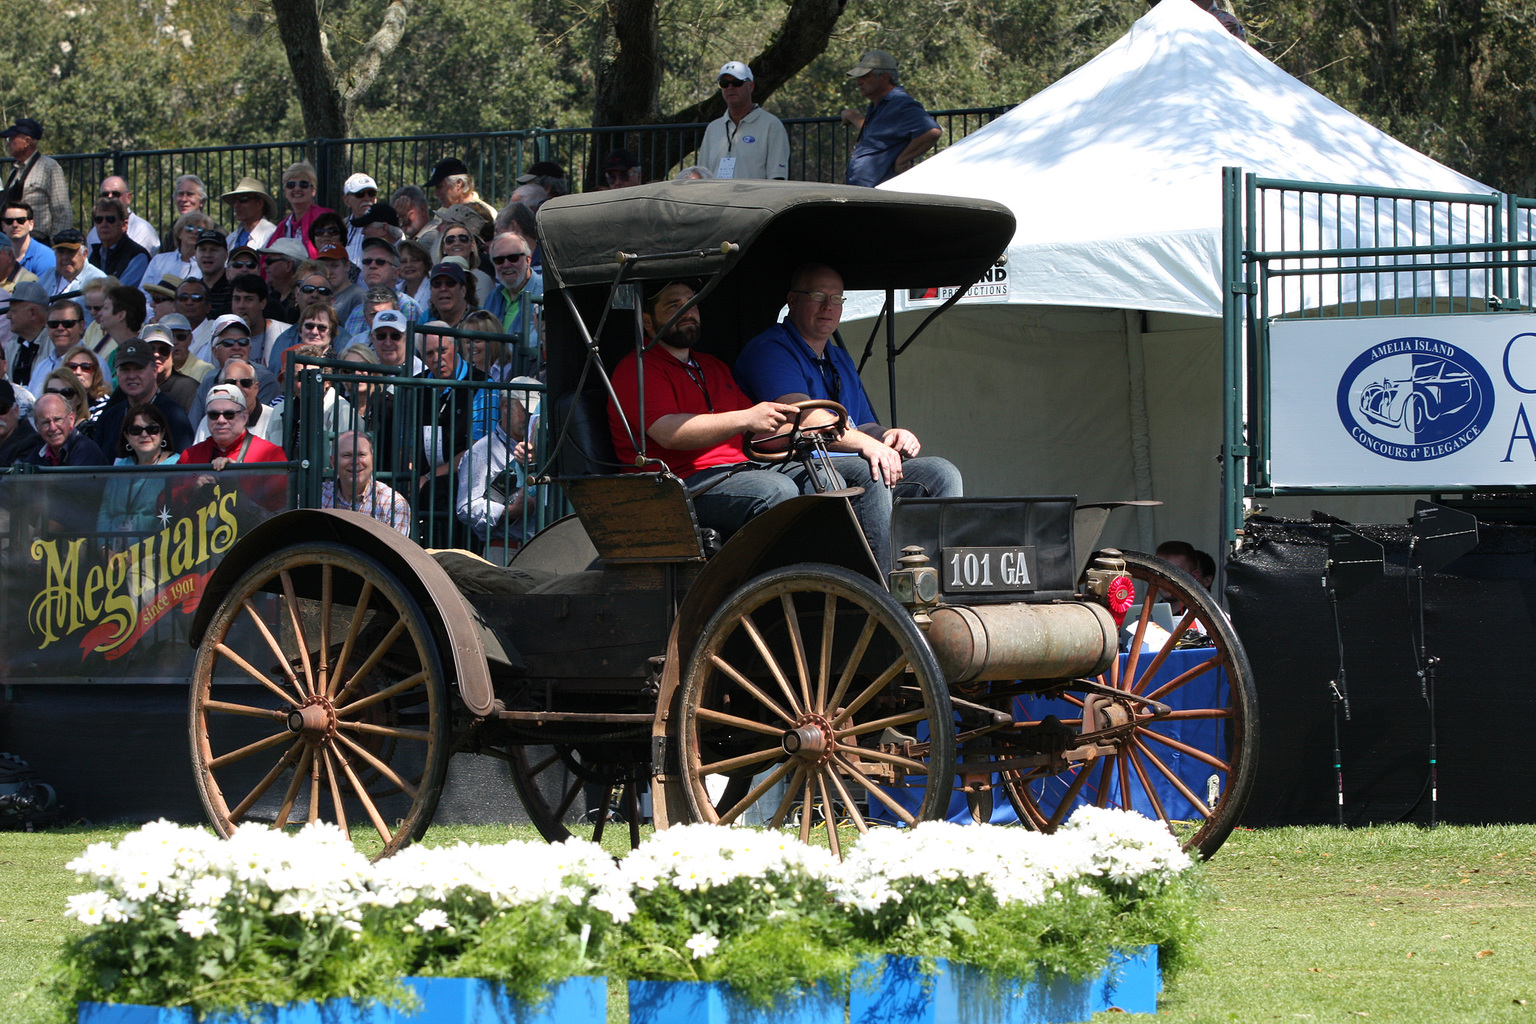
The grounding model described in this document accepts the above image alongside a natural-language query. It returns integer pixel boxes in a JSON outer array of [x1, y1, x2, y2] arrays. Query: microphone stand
[[1323, 569, 1351, 828], [1406, 545, 1439, 828]]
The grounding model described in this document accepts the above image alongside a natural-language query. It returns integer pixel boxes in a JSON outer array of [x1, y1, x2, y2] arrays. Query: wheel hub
[[781, 714, 834, 767], [286, 695, 337, 742]]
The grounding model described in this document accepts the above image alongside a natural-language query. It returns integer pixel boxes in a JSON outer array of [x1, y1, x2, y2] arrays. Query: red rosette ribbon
[[1106, 574, 1135, 626]]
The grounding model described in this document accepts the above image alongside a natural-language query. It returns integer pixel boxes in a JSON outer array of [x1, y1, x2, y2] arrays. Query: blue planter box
[[849, 947, 1161, 1024], [79, 975, 606, 1024], [628, 978, 842, 1024]]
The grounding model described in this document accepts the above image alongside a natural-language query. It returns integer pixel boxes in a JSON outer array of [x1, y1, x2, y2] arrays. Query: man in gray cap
[[698, 61, 790, 181], [4, 280, 50, 387], [140, 324, 199, 413], [221, 177, 278, 251], [2, 118, 71, 242], [840, 50, 942, 187]]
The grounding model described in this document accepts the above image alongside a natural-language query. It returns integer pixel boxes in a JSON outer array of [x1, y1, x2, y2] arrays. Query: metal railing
[[1, 108, 1009, 240]]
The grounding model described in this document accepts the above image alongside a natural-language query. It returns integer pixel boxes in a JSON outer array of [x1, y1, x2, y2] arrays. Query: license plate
[[940, 546, 1038, 594]]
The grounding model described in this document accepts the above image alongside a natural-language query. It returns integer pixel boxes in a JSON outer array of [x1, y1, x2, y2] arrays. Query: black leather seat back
[[552, 388, 623, 477]]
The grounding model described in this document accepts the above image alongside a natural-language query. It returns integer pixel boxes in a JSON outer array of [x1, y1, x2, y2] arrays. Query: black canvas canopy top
[[537, 180, 1015, 331]]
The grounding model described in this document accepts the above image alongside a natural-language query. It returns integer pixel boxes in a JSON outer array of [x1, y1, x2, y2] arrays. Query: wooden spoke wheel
[[507, 741, 650, 850], [678, 564, 954, 855], [190, 545, 450, 858], [1001, 550, 1258, 859]]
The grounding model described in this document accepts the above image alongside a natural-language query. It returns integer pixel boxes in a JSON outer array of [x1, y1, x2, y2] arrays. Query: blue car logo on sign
[[1336, 337, 1494, 460]]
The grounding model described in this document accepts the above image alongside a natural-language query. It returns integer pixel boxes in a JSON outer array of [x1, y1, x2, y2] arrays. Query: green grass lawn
[[3, 822, 1534, 1024]]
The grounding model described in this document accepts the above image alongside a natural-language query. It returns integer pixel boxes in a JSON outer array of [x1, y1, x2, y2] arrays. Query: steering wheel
[[744, 399, 849, 464]]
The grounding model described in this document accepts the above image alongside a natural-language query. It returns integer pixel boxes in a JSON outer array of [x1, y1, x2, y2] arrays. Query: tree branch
[[271, 0, 349, 138], [664, 0, 850, 125], [339, 0, 412, 105]]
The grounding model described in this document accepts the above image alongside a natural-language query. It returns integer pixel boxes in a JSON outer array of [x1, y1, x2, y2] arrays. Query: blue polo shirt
[[734, 318, 880, 432], [845, 87, 941, 188]]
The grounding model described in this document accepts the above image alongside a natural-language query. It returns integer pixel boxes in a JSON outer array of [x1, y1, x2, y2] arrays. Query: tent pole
[[886, 288, 898, 428], [1123, 309, 1157, 553]]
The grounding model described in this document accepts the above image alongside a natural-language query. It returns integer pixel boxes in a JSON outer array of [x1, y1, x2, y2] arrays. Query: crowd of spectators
[[0, 48, 974, 553]]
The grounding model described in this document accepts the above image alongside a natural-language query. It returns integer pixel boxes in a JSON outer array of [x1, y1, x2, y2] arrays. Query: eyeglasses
[[100, 190, 124, 198], [491, 252, 529, 265], [229, 259, 258, 270], [178, 292, 207, 302], [301, 321, 331, 333], [45, 387, 75, 396], [719, 77, 746, 88], [206, 409, 243, 420], [93, 215, 119, 224], [283, 180, 314, 190], [298, 284, 332, 296], [222, 377, 256, 389], [36, 416, 72, 428], [214, 337, 250, 348], [360, 257, 396, 267], [792, 289, 846, 307], [47, 319, 82, 329], [1, 216, 28, 225], [65, 361, 95, 372], [126, 423, 163, 436]]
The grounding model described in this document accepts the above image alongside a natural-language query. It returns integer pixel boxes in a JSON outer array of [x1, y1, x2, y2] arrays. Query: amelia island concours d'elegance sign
[[1268, 314, 1536, 488]]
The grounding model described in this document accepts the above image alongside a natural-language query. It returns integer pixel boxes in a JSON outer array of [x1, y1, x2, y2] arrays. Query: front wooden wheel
[[507, 741, 650, 850], [190, 545, 450, 858], [1002, 550, 1258, 858], [678, 564, 954, 855]]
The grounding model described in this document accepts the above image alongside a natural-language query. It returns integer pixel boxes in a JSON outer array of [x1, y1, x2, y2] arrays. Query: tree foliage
[[0, 0, 1531, 194]]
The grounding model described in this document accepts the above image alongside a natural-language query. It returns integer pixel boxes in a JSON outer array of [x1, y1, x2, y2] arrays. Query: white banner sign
[[1268, 314, 1536, 487], [905, 260, 1010, 306]]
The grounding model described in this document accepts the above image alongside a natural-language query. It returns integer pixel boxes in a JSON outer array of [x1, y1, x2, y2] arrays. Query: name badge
[[940, 546, 1038, 594], [716, 156, 737, 179]]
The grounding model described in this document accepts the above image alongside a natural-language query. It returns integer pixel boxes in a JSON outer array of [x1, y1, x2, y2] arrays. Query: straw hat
[[220, 177, 278, 222]]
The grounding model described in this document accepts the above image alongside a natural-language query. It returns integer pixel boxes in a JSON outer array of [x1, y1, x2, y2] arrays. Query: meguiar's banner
[[1268, 313, 1536, 487], [0, 466, 288, 684]]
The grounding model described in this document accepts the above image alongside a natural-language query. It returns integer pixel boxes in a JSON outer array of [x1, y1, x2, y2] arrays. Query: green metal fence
[[1221, 167, 1536, 546], [3, 108, 1008, 242]]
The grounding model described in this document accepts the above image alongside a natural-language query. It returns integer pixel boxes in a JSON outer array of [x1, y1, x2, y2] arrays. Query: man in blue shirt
[[3, 202, 55, 279], [734, 262, 961, 568], [841, 50, 942, 188]]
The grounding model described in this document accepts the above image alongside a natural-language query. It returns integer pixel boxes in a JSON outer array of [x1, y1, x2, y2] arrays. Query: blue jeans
[[688, 463, 803, 538], [824, 455, 963, 570]]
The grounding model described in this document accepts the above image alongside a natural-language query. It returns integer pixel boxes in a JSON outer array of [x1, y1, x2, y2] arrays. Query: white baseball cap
[[372, 309, 408, 334], [718, 61, 753, 83], [343, 173, 379, 195]]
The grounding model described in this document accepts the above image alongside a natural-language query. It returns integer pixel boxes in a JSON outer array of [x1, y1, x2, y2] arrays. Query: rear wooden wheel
[[1002, 550, 1258, 858], [678, 564, 954, 855], [190, 545, 450, 858]]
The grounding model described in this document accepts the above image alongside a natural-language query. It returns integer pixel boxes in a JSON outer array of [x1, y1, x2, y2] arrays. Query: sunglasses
[[214, 337, 250, 348], [443, 234, 472, 245], [178, 292, 207, 302], [45, 387, 75, 396], [47, 319, 82, 329], [301, 321, 331, 332], [360, 257, 396, 267], [171, 331, 192, 341], [100, 190, 125, 198], [719, 77, 746, 88], [93, 215, 119, 224], [1, 216, 28, 225], [284, 180, 314, 190], [491, 252, 529, 265], [65, 361, 95, 372], [126, 423, 163, 436], [299, 284, 332, 295], [222, 377, 256, 389], [206, 409, 243, 420], [229, 259, 258, 270], [373, 329, 403, 341]]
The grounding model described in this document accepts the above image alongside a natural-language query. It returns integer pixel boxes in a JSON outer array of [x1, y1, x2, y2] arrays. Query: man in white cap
[[178, 381, 287, 502], [697, 61, 790, 181], [192, 313, 281, 415], [840, 49, 941, 187], [221, 177, 278, 251], [369, 308, 423, 375], [341, 172, 378, 266]]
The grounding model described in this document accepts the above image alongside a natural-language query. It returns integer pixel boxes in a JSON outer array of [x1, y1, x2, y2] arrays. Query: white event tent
[[846, 0, 1494, 553]]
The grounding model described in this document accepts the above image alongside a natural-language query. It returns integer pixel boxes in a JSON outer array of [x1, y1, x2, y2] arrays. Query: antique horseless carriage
[[186, 182, 1258, 859]]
